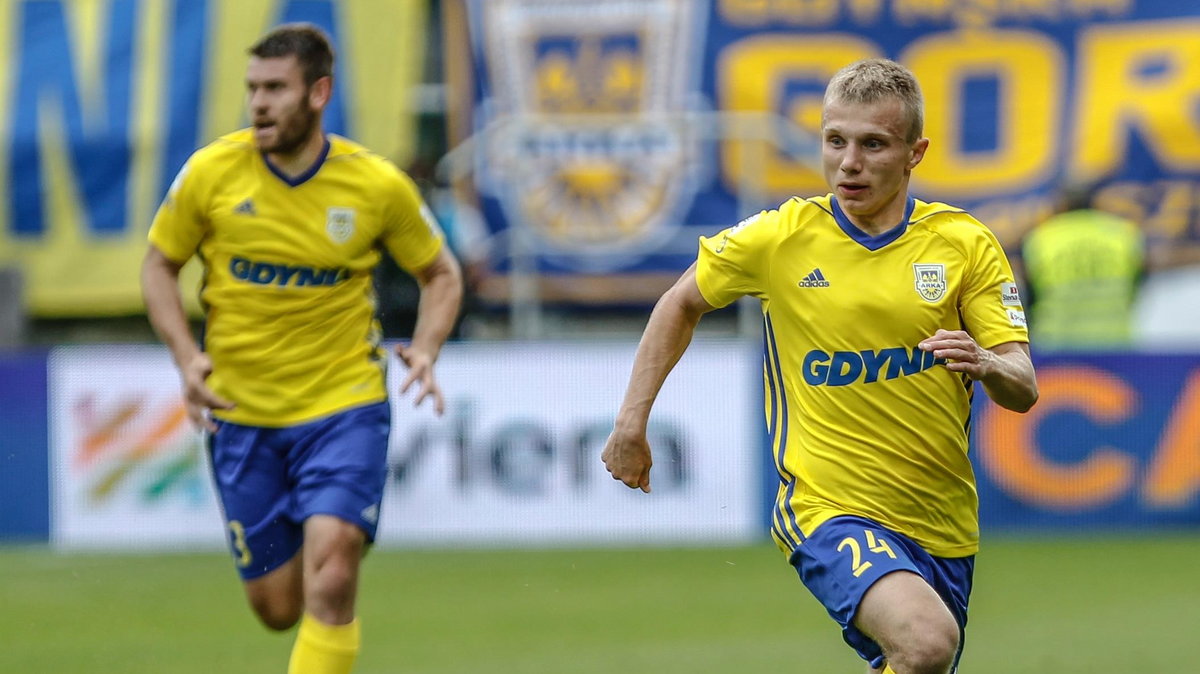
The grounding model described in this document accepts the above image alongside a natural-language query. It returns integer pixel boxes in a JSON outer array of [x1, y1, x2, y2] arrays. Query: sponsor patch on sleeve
[[714, 212, 763, 254], [162, 161, 190, 209], [419, 203, 444, 237], [730, 212, 762, 234], [1000, 282, 1022, 306], [1007, 308, 1027, 328]]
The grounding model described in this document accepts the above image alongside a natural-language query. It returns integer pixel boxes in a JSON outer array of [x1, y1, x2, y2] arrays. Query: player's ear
[[908, 137, 929, 170], [309, 75, 333, 110]]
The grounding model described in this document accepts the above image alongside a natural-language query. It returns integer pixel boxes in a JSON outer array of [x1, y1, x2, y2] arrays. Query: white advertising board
[[379, 341, 761, 546], [49, 346, 225, 550], [49, 341, 762, 550]]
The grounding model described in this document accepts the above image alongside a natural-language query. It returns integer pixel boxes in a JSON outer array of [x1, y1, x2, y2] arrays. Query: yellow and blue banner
[[0, 0, 428, 316], [451, 0, 1200, 292]]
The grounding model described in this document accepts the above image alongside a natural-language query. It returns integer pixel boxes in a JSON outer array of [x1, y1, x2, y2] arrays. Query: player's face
[[821, 96, 928, 232], [245, 55, 322, 155]]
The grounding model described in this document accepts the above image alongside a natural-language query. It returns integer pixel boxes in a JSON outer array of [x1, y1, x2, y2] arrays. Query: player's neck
[[265, 130, 327, 179], [843, 193, 910, 236]]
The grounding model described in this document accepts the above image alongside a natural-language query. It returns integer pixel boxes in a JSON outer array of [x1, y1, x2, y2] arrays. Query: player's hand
[[919, 328, 995, 380], [395, 343, 445, 416], [601, 425, 653, 493], [179, 352, 235, 432]]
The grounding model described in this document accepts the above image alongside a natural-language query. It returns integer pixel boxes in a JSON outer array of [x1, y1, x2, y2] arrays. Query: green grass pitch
[[1, 536, 1196, 672]]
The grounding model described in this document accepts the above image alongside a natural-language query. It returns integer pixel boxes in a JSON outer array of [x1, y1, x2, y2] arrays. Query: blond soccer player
[[603, 59, 1037, 674]]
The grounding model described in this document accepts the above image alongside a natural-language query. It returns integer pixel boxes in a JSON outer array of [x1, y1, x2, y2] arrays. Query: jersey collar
[[261, 136, 331, 187], [831, 195, 915, 251]]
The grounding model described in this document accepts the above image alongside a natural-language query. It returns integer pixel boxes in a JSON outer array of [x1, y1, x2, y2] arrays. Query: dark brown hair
[[248, 23, 335, 86]]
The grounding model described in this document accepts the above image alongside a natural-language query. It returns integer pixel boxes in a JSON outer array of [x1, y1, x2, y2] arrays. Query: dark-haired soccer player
[[141, 23, 462, 674], [602, 58, 1037, 674]]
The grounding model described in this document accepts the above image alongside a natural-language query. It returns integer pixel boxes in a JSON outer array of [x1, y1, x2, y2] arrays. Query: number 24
[[837, 529, 897, 578]]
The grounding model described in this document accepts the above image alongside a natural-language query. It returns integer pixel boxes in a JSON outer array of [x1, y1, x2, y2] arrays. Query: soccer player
[[602, 58, 1037, 674], [140, 24, 462, 674]]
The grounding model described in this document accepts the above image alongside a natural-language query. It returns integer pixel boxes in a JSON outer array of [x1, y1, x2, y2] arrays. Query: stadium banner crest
[[463, 0, 706, 272], [0, 0, 427, 317], [448, 0, 1200, 303]]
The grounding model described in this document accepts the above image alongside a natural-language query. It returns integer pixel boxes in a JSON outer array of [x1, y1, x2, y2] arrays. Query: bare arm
[[141, 246, 197, 366], [602, 264, 717, 492], [918, 330, 1038, 412], [140, 245, 233, 430], [395, 246, 464, 416]]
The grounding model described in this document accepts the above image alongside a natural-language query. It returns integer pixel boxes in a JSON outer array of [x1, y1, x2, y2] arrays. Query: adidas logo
[[233, 199, 256, 216], [798, 268, 830, 288], [361, 504, 379, 525]]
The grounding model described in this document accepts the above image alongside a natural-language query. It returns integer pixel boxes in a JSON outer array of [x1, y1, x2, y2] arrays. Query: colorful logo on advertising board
[[69, 394, 206, 506], [50, 348, 227, 550]]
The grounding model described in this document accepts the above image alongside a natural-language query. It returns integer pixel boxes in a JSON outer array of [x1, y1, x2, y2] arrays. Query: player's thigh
[[289, 402, 391, 543], [792, 515, 972, 669], [792, 516, 923, 667], [208, 421, 304, 580], [854, 570, 959, 657]]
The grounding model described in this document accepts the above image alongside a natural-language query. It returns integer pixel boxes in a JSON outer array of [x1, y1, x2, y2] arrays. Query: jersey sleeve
[[147, 159, 208, 264], [694, 207, 783, 308], [959, 224, 1029, 349], [379, 167, 444, 273]]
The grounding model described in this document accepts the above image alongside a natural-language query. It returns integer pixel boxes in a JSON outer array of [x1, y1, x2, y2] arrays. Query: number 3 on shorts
[[837, 529, 898, 577], [228, 520, 253, 568]]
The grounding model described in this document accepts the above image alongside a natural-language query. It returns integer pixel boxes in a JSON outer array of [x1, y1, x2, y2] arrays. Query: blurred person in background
[[140, 23, 462, 674], [377, 157, 491, 340], [1019, 182, 1145, 350], [602, 58, 1037, 674]]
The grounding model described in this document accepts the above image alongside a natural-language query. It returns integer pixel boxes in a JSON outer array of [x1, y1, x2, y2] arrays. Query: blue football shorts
[[206, 401, 391, 580], [790, 515, 975, 671]]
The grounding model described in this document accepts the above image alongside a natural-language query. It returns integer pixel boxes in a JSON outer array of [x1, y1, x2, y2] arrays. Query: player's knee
[[306, 529, 363, 597], [890, 619, 958, 674], [249, 595, 303, 631], [309, 553, 356, 599]]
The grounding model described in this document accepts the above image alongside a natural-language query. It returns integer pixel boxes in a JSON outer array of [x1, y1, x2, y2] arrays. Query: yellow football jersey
[[696, 195, 1028, 557], [148, 130, 443, 426]]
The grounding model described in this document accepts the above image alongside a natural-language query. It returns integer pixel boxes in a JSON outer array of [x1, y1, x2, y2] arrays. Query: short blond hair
[[824, 58, 924, 144]]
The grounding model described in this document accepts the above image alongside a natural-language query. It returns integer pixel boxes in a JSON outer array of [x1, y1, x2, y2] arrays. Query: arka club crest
[[326, 207, 356, 244], [914, 263, 947, 302]]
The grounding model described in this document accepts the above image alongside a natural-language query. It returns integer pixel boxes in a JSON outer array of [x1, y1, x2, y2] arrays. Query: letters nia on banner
[[473, 0, 704, 264]]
